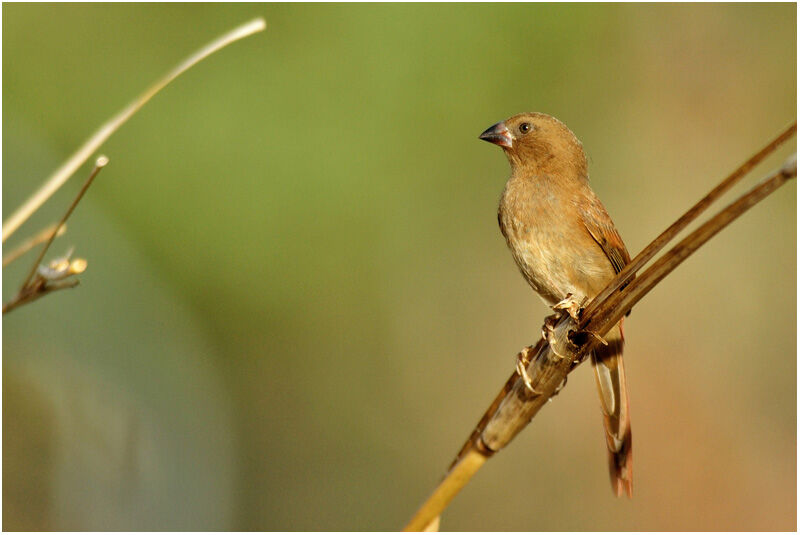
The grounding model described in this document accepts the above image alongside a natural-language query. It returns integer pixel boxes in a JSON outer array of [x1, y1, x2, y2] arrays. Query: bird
[[479, 112, 633, 497]]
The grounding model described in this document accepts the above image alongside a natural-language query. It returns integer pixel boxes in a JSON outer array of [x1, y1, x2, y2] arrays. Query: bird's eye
[[519, 123, 531, 134]]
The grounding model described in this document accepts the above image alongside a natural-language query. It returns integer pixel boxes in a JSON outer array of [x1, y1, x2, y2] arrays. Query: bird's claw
[[553, 293, 586, 321], [516, 346, 542, 396], [582, 329, 608, 346], [541, 313, 572, 362], [541, 313, 559, 342]]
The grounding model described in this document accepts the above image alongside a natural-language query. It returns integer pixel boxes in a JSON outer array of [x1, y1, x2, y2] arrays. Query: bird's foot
[[541, 313, 572, 362], [541, 313, 559, 342], [515, 346, 542, 395], [552, 293, 586, 321]]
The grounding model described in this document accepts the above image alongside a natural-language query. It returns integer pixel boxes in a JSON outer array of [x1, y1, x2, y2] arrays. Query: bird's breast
[[498, 177, 613, 304]]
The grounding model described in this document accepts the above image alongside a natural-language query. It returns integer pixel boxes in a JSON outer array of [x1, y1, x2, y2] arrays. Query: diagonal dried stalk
[[403, 130, 796, 531], [582, 153, 796, 339], [2, 278, 82, 315], [18, 157, 108, 291], [2, 17, 266, 243], [3, 157, 108, 315], [582, 122, 796, 321], [2, 223, 67, 267], [3, 17, 267, 315]]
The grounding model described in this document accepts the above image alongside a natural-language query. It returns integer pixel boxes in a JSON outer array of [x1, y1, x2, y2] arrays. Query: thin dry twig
[[19, 157, 107, 290], [583, 154, 797, 337], [404, 133, 796, 531], [582, 121, 796, 321], [3, 157, 108, 315], [2, 223, 67, 267], [2, 17, 266, 243], [2, 278, 81, 315]]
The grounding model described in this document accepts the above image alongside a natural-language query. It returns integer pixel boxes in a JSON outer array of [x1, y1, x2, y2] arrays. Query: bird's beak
[[479, 122, 513, 148]]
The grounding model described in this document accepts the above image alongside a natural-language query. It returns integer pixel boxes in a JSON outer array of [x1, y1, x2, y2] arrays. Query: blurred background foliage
[[2, 3, 796, 531]]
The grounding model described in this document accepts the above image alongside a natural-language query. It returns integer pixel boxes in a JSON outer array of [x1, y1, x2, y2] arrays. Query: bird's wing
[[580, 192, 630, 275]]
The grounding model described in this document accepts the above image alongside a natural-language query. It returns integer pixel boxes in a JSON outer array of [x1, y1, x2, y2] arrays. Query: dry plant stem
[[405, 317, 583, 532], [403, 151, 796, 531], [582, 121, 796, 320], [19, 157, 108, 291], [447, 345, 543, 471], [3, 157, 108, 316], [583, 158, 796, 336], [480, 317, 580, 450], [404, 319, 580, 532], [415, 356, 540, 531], [1, 17, 266, 243], [2, 279, 80, 315], [2, 223, 67, 267], [421, 516, 440, 532], [404, 449, 488, 532]]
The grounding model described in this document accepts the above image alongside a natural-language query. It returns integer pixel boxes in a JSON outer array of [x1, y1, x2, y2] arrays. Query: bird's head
[[479, 112, 588, 178]]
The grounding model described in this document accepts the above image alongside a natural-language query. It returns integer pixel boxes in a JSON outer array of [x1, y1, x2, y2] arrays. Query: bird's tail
[[590, 320, 633, 498]]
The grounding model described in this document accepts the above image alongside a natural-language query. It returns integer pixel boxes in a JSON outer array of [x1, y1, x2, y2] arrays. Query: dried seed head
[[70, 258, 87, 275]]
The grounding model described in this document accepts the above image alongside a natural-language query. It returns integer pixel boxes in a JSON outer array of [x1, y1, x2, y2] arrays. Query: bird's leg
[[552, 293, 586, 321], [515, 346, 542, 395]]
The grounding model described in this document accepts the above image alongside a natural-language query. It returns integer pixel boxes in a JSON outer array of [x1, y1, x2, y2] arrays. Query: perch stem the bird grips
[[404, 123, 796, 531]]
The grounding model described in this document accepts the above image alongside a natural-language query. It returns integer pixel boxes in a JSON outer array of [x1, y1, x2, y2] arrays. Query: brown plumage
[[480, 112, 633, 497]]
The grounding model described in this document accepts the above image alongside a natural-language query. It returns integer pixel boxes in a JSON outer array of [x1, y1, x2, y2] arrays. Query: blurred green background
[[3, 3, 796, 531]]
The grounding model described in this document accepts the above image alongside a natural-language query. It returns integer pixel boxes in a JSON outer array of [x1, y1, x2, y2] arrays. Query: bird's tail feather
[[591, 321, 633, 498]]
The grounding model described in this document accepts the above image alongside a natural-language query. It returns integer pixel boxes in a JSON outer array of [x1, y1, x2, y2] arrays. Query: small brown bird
[[480, 112, 633, 497]]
